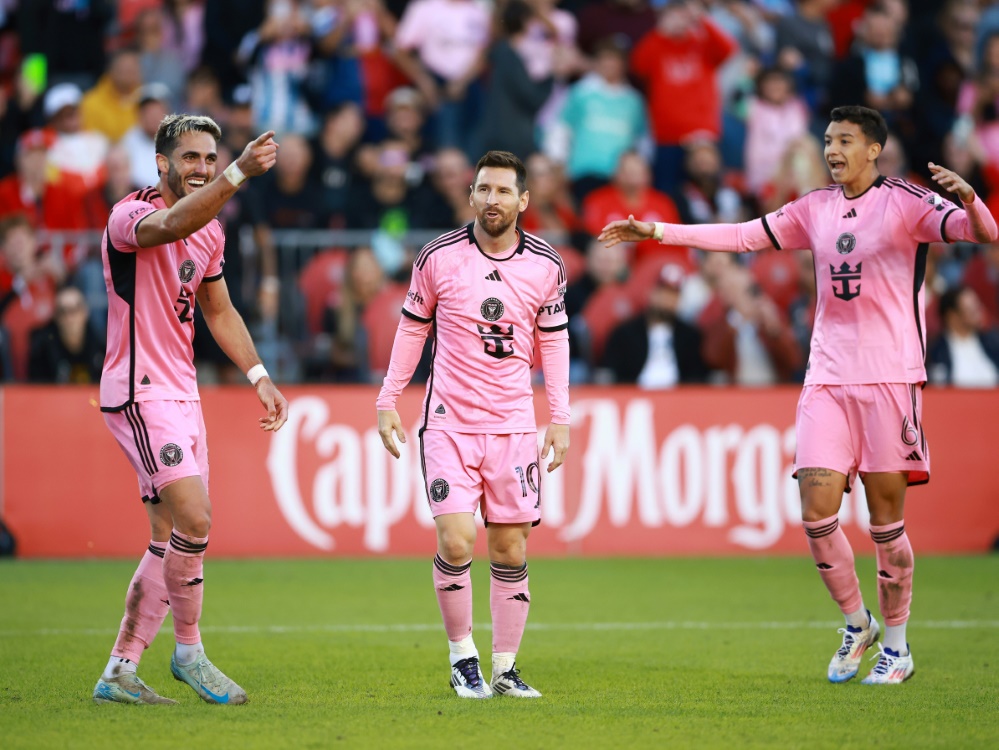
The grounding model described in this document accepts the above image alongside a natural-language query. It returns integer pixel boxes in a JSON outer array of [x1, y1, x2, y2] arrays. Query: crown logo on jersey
[[835, 232, 856, 255], [179, 259, 196, 283], [480, 297, 505, 321], [831, 261, 862, 301]]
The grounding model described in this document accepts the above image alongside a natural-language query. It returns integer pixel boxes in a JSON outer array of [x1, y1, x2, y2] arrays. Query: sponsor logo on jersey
[[407, 289, 424, 306], [831, 261, 862, 301], [480, 297, 504, 321], [179, 259, 196, 283], [429, 478, 449, 502], [836, 232, 856, 255], [159, 443, 184, 467]]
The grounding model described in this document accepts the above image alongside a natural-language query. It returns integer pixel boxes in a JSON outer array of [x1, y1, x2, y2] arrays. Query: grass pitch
[[1, 556, 997, 749]]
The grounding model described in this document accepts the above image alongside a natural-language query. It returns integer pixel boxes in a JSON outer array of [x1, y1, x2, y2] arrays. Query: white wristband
[[223, 162, 247, 187], [247, 364, 268, 386], [652, 222, 665, 242]]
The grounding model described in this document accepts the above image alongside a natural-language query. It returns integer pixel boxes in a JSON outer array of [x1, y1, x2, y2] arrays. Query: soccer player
[[599, 106, 998, 685], [376, 151, 570, 699], [92, 115, 288, 705]]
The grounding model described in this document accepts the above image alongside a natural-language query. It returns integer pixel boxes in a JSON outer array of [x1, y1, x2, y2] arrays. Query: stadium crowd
[[1, 0, 998, 388]]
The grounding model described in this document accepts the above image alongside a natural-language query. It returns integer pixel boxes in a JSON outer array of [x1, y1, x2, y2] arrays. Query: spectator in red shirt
[[630, 0, 737, 194], [582, 151, 688, 266]]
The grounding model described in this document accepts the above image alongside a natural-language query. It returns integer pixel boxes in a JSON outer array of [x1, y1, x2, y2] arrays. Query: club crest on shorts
[[429, 478, 450, 502], [159, 443, 184, 467], [480, 297, 504, 322], [179, 259, 197, 283], [835, 232, 856, 255]]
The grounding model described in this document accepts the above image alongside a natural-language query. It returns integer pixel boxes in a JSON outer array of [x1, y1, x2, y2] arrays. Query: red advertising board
[[2, 385, 995, 557]]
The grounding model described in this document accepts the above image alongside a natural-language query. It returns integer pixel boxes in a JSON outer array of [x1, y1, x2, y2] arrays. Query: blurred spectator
[[928, 285, 999, 387], [519, 153, 578, 239], [80, 48, 143, 143], [582, 151, 687, 266], [184, 66, 229, 125], [120, 83, 172, 189], [786, 248, 815, 380], [252, 132, 330, 229], [631, 0, 737, 194], [0, 78, 41, 179], [774, 0, 836, 113], [413, 147, 477, 229], [598, 263, 707, 386], [28, 285, 104, 384], [744, 66, 810, 199], [162, 0, 208, 75], [829, 3, 918, 132], [313, 102, 367, 228], [956, 30, 999, 169], [18, 0, 115, 91], [699, 263, 802, 384], [0, 215, 58, 380], [479, 0, 559, 160], [963, 241, 999, 326], [347, 163, 416, 238], [674, 140, 746, 225], [676, 249, 736, 324], [547, 36, 650, 206], [43, 83, 110, 194], [246, 0, 317, 136], [393, 0, 491, 157], [202, 0, 267, 93], [84, 145, 142, 229], [577, 0, 656, 57], [356, 87, 434, 186], [134, 8, 187, 109], [518, 0, 583, 133], [758, 134, 828, 215]]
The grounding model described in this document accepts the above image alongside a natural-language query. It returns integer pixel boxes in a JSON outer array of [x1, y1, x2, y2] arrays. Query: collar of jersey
[[465, 222, 525, 261], [842, 174, 887, 201]]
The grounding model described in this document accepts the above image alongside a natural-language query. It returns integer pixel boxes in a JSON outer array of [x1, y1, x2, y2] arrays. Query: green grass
[[1, 557, 997, 749]]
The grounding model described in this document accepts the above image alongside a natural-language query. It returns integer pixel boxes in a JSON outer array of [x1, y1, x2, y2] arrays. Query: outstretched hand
[[597, 214, 656, 247], [236, 131, 279, 178], [256, 378, 288, 432], [928, 162, 974, 204]]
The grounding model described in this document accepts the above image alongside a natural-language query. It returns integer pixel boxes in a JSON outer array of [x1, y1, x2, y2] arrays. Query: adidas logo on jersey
[[485, 270, 502, 282], [842, 208, 857, 219], [904, 451, 922, 461], [140, 375, 151, 385], [435, 404, 446, 415]]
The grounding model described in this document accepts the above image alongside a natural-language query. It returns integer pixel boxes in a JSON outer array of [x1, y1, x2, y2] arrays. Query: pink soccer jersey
[[100, 187, 225, 411], [378, 225, 568, 433], [762, 176, 959, 385]]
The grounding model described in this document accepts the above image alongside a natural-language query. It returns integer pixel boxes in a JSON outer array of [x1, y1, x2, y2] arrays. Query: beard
[[478, 209, 516, 238], [165, 162, 189, 199]]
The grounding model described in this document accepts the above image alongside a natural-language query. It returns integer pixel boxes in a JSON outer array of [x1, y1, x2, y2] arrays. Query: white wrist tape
[[247, 364, 268, 385], [223, 162, 248, 187], [652, 223, 665, 242]]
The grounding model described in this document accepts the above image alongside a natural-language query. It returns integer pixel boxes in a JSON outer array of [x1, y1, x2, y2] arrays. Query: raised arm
[[598, 214, 775, 253], [929, 162, 999, 244]]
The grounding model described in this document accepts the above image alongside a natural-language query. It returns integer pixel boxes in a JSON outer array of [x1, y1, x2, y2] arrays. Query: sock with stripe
[[870, 520, 913, 654], [163, 530, 208, 650], [490, 561, 530, 657], [803, 516, 866, 621], [433, 554, 474, 664], [105, 540, 170, 676]]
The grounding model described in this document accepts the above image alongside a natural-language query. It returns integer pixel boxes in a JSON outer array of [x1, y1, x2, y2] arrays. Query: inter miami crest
[[429, 478, 450, 503], [480, 297, 504, 321], [836, 232, 856, 255], [179, 259, 196, 283], [160, 443, 184, 467]]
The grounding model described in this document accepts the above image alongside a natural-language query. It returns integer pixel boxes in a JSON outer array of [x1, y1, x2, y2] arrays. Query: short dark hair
[[938, 285, 968, 320], [473, 151, 527, 194], [154, 113, 222, 158], [829, 106, 888, 148], [0, 213, 33, 245]]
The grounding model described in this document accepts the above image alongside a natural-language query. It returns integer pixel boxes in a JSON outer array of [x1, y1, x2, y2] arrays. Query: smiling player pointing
[[600, 106, 997, 685]]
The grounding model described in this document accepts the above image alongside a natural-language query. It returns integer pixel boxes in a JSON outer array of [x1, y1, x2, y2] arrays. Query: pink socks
[[490, 562, 530, 656], [433, 554, 473, 643], [111, 541, 170, 664], [163, 530, 208, 645], [803, 516, 863, 616], [870, 521, 913, 627]]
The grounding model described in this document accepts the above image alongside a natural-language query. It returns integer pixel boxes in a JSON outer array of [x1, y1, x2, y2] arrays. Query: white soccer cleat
[[828, 610, 881, 683], [491, 663, 542, 698], [861, 643, 915, 685], [170, 652, 248, 705], [450, 657, 493, 699], [93, 673, 178, 704]]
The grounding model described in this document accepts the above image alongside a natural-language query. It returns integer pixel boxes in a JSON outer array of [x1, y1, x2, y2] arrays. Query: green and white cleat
[[170, 652, 247, 705], [93, 673, 178, 704]]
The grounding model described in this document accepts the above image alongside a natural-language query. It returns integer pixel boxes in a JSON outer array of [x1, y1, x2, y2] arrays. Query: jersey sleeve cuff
[[401, 307, 432, 324], [537, 322, 568, 332]]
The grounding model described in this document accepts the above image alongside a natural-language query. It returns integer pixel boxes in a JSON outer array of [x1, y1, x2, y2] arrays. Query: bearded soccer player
[[377, 150, 570, 699], [92, 115, 288, 705], [600, 106, 998, 685]]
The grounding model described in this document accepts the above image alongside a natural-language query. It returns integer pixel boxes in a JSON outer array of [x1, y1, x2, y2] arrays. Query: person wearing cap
[[80, 48, 144, 142], [121, 83, 173, 188], [598, 262, 707, 387], [43, 82, 110, 193]]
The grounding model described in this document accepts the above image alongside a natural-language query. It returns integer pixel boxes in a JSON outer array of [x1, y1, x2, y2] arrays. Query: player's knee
[[174, 511, 211, 538], [488, 537, 527, 566], [437, 533, 473, 564]]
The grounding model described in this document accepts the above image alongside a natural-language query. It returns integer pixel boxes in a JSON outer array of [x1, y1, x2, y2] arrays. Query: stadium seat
[[298, 248, 349, 336]]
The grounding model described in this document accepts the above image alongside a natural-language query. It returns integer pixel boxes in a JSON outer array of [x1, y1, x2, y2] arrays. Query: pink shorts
[[420, 430, 541, 526], [794, 383, 929, 489], [103, 400, 209, 503]]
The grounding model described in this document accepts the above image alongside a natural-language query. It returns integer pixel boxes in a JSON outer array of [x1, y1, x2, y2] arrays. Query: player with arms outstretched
[[377, 151, 570, 699], [600, 106, 997, 685], [93, 115, 288, 705]]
